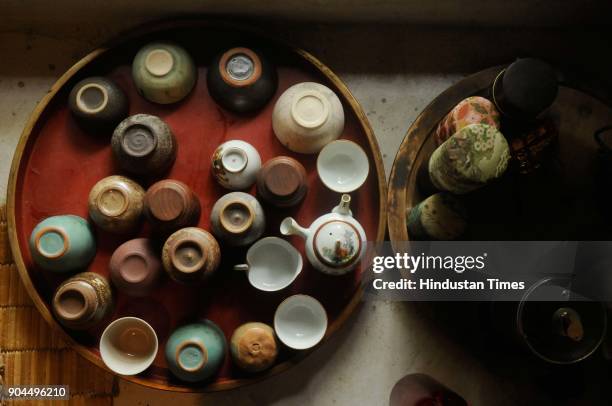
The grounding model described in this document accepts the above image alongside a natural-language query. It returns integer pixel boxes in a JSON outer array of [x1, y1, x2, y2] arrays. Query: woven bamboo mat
[[0, 205, 117, 405]]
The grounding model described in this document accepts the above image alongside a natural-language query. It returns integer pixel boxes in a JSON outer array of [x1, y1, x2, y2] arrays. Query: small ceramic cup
[[88, 175, 145, 234], [161, 227, 221, 284], [165, 320, 227, 382], [112, 114, 177, 178], [100, 317, 158, 376], [207, 47, 278, 114], [230, 322, 278, 373], [211, 140, 262, 190], [234, 237, 302, 292], [317, 139, 369, 193], [68, 76, 128, 132], [52, 272, 113, 330], [132, 42, 197, 104], [144, 179, 201, 234], [274, 294, 327, 350], [272, 82, 345, 154], [29, 215, 96, 273], [256, 156, 307, 207], [210, 192, 265, 247], [109, 238, 163, 296]]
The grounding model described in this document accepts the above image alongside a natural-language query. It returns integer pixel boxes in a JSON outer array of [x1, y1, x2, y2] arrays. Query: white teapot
[[280, 194, 366, 275]]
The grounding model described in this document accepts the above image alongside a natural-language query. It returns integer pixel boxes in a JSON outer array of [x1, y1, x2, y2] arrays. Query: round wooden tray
[[388, 65, 612, 245], [7, 21, 386, 392]]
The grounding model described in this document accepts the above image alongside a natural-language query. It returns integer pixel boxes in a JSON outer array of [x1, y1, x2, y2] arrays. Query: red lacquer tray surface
[[8, 22, 386, 391]]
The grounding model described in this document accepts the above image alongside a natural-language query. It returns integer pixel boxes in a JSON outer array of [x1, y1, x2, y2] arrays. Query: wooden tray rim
[[386, 63, 612, 247], [7, 19, 388, 393]]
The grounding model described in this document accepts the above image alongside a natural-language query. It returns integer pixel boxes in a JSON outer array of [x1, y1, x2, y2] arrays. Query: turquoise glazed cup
[[29, 215, 96, 273], [165, 320, 227, 382], [132, 42, 197, 104]]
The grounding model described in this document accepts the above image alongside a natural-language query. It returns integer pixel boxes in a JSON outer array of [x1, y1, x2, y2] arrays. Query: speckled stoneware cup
[[132, 42, 197, 104], [165, 320, 227, 383], [433, 96, 500, 146], [29, 215, 96, 273], [52, 272, 113, 330], [109, 238, 163, 297], [230, 322, 277, 373], [207, 47, 278, 114], [210, 192, 265, 247], [111, 114, 177, 178], [406, 193, 467, 240], [68, 76, 128, 132], [428, 123, 510, 194], [88, 175, 145, 234], [161, 227, 221, 284]]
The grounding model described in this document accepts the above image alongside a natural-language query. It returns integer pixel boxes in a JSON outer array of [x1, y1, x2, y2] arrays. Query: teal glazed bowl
[[29, 215, 96, 273], [165, 320, 227, 383], [132, 42, 197, 104]]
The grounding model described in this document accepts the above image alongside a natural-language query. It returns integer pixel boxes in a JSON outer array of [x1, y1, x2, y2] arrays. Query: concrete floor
[[1, 19, 611, 405]]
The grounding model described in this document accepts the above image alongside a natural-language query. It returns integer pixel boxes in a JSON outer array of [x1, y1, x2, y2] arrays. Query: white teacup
[[100, 317, 158, 376], [274, 294, 328, 350], [317, 139, 369, 193], [234, 237, 302, 292]]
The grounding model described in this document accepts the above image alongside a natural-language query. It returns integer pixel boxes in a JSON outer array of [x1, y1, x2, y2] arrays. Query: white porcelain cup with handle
[[234, 237, 302, 292]]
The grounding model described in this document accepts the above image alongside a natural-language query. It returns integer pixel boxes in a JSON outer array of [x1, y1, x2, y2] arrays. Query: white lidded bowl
[[272, 82, 345, 154], [274, 294, 328, 350], [100, 317, 158, 376], [317, 139, 369, 193], [235, 237, 303, 292]]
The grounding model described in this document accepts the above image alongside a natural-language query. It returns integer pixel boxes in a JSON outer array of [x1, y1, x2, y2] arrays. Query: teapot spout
[[332, 194, 352, 216], [280, 217, 309, 240]]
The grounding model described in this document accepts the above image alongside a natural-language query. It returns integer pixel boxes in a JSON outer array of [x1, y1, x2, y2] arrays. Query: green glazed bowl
[[165, 320, 227, 383], [29, 215, 96, 273], [132, 42, 197, 104]]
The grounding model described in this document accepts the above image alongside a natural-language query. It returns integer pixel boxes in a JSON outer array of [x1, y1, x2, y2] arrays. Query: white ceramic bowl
[[317, 140, 369, 193], [212, 140, 262, 190], [234, 237, 302, 291], [272, 82, 345, 154], [100, 317, 158, 376], [274, 294, 327, 350]]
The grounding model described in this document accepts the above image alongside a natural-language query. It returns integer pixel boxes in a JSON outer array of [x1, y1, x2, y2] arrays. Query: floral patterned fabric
[[434, 96, 501, 146], [429, 123, 510, 194]]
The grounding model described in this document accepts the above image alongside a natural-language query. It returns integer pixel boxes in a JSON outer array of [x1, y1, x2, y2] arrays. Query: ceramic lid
[[313, 220, 361, 268]]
